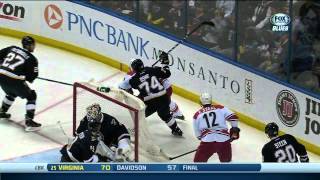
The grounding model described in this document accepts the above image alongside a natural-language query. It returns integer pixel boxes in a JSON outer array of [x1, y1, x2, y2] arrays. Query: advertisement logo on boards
[[0, 2, 25, 21], [44, 4, 63, 29], [56, 10, 150, 59], [305, 97, 320, 135], [151, 48, 242, 95], [245, 79, 253, 104], [276, 90, 300, 127]]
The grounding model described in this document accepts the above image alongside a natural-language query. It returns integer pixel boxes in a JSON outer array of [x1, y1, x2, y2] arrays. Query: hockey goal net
[[73, 82, 168, 162]]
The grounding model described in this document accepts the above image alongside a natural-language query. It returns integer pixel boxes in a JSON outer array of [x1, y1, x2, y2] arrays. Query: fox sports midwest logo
[[270, 13, 290, 32]]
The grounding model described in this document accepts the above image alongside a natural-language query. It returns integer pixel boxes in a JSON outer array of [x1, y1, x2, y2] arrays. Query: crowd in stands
[[88, 0, 320, 93]]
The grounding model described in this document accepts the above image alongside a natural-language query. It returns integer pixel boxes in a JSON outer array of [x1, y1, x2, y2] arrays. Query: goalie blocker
[[193, 93, 240, 162]]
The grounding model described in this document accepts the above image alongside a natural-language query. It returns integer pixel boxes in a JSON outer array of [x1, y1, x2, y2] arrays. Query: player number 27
[[2, 52, 25, 70], [203, 112, 218, 128]]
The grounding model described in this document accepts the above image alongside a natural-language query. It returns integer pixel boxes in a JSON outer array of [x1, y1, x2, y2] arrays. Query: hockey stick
[[168, 149, 197, 160], [37, 77, 73, 86], [57, 120, 76, 146], [57, 120, 69, 137], [37, 77, 96, 87], [152, 21, 215, 67]]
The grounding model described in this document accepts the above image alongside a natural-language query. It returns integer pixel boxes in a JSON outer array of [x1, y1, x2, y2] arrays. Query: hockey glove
[[300, 155, 309, 163], [115, 138, 132, 162], [229, 127, 240, 141], [159, 51, 169, 65]]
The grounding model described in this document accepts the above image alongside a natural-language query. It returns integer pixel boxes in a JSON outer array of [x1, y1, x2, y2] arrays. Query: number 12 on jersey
[[203, 112, 218, 128]]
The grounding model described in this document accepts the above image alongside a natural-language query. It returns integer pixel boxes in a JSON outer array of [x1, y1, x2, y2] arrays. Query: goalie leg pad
[[95, 140, 115, 161]]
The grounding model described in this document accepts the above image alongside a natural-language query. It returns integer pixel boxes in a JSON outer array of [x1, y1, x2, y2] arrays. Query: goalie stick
[[152, 21, 215, 67]]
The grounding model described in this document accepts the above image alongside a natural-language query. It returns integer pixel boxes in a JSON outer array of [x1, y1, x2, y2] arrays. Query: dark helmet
[[265, 122, 279, 138], [86, 103, 102, 134], [21, 36, 35, 48], [130, 59, 144, 72]]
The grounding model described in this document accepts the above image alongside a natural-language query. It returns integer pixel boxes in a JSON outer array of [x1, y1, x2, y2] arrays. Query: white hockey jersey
[[118, 70, 135, 90], [193, 105, 239, 142]]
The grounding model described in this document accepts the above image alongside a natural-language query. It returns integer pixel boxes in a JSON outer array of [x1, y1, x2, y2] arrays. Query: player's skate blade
[[0, 112, 11, 120], [171, 127, 183, 136], [25, 120, 42, 132], [174, 115, 185, 120]]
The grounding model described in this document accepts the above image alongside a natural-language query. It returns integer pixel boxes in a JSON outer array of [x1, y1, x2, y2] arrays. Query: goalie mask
[[200, 93, 212, 106], [86, 103, 102, 123]]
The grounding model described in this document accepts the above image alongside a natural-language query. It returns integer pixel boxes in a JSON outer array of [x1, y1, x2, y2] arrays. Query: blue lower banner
[[2, 173, 320, 180], [47, 163, 261, 172], [1, 163, 320, 173]]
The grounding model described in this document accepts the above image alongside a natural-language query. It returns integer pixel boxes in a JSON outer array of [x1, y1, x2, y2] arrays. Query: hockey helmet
[[265, 122, 279, 138], [22, 36, 35, 47], [86, 103, 102, 122], [130, 58, 144, 72], [200, 92, 212, 106]]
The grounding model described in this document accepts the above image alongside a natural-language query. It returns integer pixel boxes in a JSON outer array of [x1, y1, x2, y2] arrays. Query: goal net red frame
[[73, 82, 168, 162]]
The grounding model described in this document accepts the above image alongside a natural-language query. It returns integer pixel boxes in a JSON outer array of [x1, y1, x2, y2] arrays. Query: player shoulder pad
[[110, 118, 120, 126], [193, 109, 202, 120], [213, 104, 224, 109], [78, 132, 85, 139], [127, 70, 136, 76], [160, 65, 169, 71], [81, 116, 88, 122], [103, 113, 119, 124], [284, 134, 296, 140]]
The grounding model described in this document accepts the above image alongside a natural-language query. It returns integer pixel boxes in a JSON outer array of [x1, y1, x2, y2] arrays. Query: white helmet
[[200, 93, 212, 106]]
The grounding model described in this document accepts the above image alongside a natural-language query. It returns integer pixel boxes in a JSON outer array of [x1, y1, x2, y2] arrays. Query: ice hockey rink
[[0, 35, 319, 163]]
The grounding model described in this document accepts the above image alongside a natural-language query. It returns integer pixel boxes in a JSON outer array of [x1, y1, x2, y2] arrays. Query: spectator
[[292, 1, 318, 73], [215, 0, 235, 18], [187, 2, 207, 44], [146, 1, 166, 27], [164, 0, 185, 36], [201, 8, 234, 57], [291, 1, 320, 91], [249, 0, 274, 30]]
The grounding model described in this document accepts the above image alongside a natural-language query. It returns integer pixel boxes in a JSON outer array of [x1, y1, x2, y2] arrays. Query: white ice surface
[[0, 35, 319, 163]]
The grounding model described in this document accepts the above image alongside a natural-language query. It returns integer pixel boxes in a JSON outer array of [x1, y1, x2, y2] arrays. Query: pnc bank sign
[[44, 4, 63, 29], [42, 3, 150, 59]]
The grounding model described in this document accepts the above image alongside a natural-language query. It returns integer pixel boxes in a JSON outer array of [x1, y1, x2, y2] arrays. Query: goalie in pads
[[60, 103, 132, 162], [193, 93, 240, 162]]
